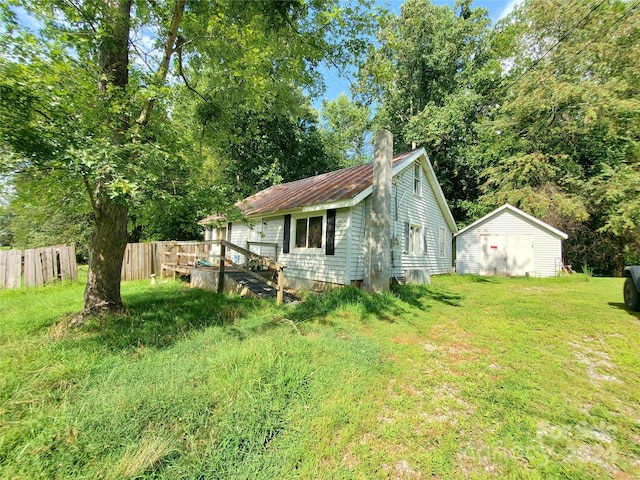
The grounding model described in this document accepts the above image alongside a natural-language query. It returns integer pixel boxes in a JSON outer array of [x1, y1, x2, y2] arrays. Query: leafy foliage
[[478, 0, 640, 273], [357, 0, 500, 220], [0, 0, 377, 313], [353, 0, 640, 274], [3, 0, 639, 279], [321, 93, 373, 166]]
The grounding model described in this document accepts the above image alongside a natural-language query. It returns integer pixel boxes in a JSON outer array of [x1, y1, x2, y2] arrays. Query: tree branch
[[82, 174, 100, 219], [176, 36, 209, 103], [136, 0, 186, 127], [62, 0, 97, 33]]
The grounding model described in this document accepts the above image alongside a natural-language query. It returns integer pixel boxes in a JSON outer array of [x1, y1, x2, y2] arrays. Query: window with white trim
[[413, 163, 422, 196], [409, 224, 422, 254], [295, 216, 323, 248], [439, 227, 446, 258]]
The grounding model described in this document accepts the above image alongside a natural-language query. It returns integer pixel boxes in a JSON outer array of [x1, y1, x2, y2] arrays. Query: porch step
[[224, 270, 298, 302]]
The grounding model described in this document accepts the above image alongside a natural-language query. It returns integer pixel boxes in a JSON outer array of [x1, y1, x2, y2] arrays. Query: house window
[[410, 224, 422, 254], [295, 216, 323, 248], [413, 163, 422, 196], [439, 227, 446, 258]]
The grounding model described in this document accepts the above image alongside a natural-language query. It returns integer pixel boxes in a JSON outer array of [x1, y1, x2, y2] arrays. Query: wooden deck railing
[[162, 240, 286, 304]]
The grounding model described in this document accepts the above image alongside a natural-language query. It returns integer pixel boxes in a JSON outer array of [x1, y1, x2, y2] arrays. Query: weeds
[[111, 428, 177, 479]]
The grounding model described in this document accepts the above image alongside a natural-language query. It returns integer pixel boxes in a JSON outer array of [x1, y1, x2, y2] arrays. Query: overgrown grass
[[1, 274, 638, 479]]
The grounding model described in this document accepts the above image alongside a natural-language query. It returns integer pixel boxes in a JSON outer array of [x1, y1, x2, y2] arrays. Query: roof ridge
[[246, 148, 420, 195], [201, 148, 423, 221]]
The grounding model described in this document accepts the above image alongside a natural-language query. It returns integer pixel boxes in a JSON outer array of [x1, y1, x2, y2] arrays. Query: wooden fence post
[[217, 243, 226, 293], [277, 267, 284, 304]]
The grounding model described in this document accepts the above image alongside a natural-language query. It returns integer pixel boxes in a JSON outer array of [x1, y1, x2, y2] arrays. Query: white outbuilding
[[454, 204, 568, 278]]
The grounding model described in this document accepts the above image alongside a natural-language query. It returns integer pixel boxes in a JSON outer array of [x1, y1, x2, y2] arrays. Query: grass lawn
[[1, 273, 639, 479]]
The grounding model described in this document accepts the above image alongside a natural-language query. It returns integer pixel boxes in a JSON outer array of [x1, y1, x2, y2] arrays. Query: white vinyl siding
[[349, 159, 454, 281], [227, 222, 250, 265], [283, 209, 349, 285], [230, 210, 350, 287], [225, 154, 454, 286], [455, 209, 564, 277], [349, 202, 368, 282], [393, 161, 453, 276]]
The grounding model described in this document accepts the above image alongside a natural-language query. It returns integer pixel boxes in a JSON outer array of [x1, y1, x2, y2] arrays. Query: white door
[[480, 234, 534, 276], [506, 235, 534, 276], [480, 234, 507, 276]]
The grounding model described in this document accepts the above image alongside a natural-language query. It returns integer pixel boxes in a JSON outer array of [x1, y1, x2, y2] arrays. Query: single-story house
[[200, 132, 457, 291], [454, 203, 569, 277]]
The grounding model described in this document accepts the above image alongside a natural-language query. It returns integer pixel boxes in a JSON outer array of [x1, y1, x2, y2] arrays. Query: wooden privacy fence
[[0, 245, 78, 289], [0, 249, 22, 289], [121, 241, 164, 281]]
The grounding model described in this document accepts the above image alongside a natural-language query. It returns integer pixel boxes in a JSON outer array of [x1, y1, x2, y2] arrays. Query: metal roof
[[200, 150, 416, 223]]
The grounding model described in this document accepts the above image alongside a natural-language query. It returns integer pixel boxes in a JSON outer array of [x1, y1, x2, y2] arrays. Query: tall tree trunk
[[75, 0, 185, 323], [76, 0, 132, 323], [83, 196, 129, 316]]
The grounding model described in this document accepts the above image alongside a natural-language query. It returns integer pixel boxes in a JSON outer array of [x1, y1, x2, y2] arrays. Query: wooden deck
[[162, 240, 287, 304]]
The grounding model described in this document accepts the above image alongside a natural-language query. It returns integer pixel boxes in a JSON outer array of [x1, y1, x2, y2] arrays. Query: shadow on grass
[[607, 302, 640, 319], [285, 287, 401, 324], [393, 283, 463, 309], [77, 286, 267, 351], [69, 280, 465, 351], [284, 283, 464, 325], [460, 275, 497, 283]]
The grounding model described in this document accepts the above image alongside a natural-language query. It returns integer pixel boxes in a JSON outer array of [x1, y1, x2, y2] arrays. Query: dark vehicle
[[623, 266, 640, 311]]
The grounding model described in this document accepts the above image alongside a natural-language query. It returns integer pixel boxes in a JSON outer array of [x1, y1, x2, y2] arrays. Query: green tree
[[8, 173, 93, 260], [478, 0, 640, 273], [220, 107, 340, 199], [357, 0, 499, 220], [170, 1, 375, 198], [320, 93, 372, 166], [1, 0, 186, 318], [0, 177, 12, 247], [0, 0, 375, 319]]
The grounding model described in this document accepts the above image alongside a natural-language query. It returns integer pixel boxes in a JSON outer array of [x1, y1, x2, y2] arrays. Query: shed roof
[[200, 148, 457, 232], [454, 204, 568, 240]]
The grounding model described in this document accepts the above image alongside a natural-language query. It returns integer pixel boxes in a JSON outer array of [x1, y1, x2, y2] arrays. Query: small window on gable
[[295, 216, 323, 248], [439, 227, 446, 258], [414, 162, 422, 196]]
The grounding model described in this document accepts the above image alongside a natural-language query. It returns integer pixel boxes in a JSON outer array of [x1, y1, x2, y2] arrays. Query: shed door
[[506, 235, 534, 276], [480, 235, 533, 276], [480, 235, 507, 276]]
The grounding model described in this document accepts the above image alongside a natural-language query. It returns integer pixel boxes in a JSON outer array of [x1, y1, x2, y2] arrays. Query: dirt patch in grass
[[537, 418, 630, 478], [457, 444, 501, 478], [381, 459, 423, 479], [422, 339, 489, 360], [423, 382, 474, 426], [444, 341, 490, 363], [569, 336, 621, 384]]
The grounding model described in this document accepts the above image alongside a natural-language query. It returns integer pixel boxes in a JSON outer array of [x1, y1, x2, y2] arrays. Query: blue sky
[[318, 0, 522, 106], [10, 0, 523, 112]]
